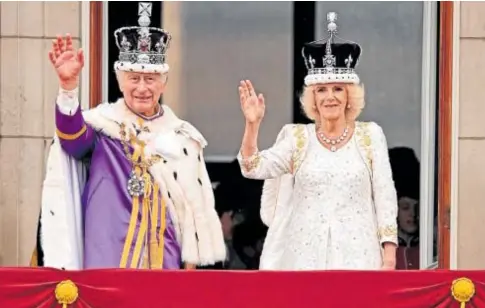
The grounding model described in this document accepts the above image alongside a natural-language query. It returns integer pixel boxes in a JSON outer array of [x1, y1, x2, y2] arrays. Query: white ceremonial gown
[[238, 122, 398, 270]]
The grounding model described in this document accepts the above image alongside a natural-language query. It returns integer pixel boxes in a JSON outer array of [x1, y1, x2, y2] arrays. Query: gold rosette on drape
[[55, 280, 79, 307], [451, 277, 475, 308]]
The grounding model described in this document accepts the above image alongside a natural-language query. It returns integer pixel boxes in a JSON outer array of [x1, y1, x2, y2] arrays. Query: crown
[[302, 12, 362, 86], [113, 2, 172, 74]]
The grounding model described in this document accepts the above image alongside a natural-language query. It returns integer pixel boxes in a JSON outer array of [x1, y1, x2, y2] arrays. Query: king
[[32, 2, 226, 270]]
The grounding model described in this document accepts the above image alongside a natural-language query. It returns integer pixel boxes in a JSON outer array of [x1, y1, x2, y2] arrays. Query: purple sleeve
[[55, 104, 96, 159]]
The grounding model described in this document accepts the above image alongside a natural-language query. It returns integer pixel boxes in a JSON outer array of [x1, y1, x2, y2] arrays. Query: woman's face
[[314, 83, 348, 121], [398, 196, 419, 234]]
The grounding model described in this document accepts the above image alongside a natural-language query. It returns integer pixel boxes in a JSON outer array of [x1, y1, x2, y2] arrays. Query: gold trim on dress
[[241, 151, 262, 173], [378, 225, 398, 239], [355, 122, 373, 171], [291, 124, 306, 174]]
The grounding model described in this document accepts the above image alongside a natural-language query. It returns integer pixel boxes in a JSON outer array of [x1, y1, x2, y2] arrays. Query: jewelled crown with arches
[[113, 2, 172, 74], [302, 12, 362, 86]]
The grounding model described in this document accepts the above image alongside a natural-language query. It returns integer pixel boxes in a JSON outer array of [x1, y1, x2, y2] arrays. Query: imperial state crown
[[113, 2, 172, 74]]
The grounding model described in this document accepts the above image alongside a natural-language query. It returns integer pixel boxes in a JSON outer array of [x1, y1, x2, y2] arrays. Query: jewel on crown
[[155, 38, 166, 53], [137, 27, 151, 52], [120, 36, 131, 52]]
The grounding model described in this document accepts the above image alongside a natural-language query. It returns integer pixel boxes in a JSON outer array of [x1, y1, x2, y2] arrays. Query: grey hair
[[115, 70, 168, 82], [115, 70, 169, 93]]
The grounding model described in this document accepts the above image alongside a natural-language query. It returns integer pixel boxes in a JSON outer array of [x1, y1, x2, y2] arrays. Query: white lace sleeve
[[237, 124, 295, 180], [370, 123, 399, 246]]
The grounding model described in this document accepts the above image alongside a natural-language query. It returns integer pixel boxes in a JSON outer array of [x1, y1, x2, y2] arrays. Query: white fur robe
[[39, 99, 226, 269]]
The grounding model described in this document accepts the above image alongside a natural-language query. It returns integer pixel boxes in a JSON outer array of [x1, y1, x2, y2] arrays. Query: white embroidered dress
[[238, 122, 398, 270]]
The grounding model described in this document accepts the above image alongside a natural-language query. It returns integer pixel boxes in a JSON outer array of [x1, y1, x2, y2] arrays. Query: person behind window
[[31, 2, 225, 270], [396, 195, 420, 270], [388, 147, 420, 270], [236, 12, 398, 270]]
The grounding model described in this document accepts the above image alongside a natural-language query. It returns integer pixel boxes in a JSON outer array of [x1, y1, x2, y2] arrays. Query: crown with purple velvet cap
[[113, 2, 172, 74]]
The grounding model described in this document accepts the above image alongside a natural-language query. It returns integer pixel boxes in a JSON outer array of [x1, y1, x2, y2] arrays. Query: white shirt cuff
[[56, 87, 80, 115]]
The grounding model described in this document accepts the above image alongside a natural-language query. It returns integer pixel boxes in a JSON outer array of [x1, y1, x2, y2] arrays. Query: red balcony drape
[[0, 267, 482, 308]]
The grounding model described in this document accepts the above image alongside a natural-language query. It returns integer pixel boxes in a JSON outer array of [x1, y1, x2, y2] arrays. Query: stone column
[[0, 1, 82, 266], [456, 2, 485, 268], [161, 1, 187, 119]]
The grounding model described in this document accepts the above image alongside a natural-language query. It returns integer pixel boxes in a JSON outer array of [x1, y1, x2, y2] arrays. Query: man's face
[[119, 71, 167, 116]]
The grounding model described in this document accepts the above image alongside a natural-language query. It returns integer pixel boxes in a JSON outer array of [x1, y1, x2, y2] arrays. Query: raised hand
[[48, 34, 84, 90], [239, 80, 265, 124]]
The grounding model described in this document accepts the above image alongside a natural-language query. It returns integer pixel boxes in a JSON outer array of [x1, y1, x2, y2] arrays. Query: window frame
[[420, 1, 438, 269], [436, 1, 454, 270]]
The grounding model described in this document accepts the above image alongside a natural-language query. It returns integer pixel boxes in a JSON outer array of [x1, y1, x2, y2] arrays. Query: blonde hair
[[299, 83, 365, 122]]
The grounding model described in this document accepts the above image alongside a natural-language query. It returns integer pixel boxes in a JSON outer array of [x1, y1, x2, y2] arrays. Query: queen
[[237, 12, 398, 270]]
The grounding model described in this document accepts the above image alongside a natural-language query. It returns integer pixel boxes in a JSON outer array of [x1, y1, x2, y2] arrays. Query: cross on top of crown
[[138, 2, 152, 17], [137, 2, 152, 27], [327, 12, 337, 23], [327, 12, 338, 34]]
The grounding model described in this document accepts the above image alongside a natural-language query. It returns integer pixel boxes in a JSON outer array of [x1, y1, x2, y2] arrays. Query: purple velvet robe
[[55, 104, 181, 269]]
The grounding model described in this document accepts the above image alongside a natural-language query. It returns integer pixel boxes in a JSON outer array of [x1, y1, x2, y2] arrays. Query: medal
[[127, 170, 145, 197]]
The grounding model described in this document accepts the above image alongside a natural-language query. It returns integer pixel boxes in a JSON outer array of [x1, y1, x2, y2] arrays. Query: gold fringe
[[119, 146, 143, 268]]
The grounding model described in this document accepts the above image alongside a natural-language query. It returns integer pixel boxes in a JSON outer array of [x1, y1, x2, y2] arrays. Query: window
[[102, 1, 440, 270], [314, 1, 438, 269], [162, 2, 294, 162]]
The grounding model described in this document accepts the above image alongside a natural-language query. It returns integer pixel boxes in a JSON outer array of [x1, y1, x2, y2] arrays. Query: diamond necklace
[[316, 125, 349, 152]]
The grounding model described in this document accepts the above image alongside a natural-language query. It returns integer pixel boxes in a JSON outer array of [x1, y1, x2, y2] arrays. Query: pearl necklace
[[317, 126, 349, 152]]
